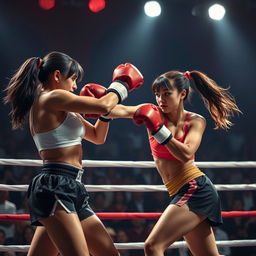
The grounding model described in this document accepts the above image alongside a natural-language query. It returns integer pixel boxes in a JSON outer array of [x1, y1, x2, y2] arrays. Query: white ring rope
[[0, 184, 256, 192], [0, 159, 255, 252], [0, 240, 255, 252], [1, 159, 255, 192], [0, 159, 256, 168], [117, 240, 256, 249]]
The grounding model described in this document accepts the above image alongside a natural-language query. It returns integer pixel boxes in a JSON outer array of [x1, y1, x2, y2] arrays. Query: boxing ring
[[0, 158, 256, 253]]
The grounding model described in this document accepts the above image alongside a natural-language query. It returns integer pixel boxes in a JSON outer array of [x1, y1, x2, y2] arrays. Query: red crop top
[[149, 112, 195, 160]]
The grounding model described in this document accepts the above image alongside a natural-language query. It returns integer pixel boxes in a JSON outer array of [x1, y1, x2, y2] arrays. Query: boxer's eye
[[71, 74, 77, 81]]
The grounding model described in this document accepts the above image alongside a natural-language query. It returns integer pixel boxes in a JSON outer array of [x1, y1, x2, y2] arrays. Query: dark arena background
[[0, 0, 256, 255]]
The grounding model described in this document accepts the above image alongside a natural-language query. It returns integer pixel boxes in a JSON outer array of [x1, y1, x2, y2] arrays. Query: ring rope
[[0, 240, 255, 252], [1, 211, 256, 221], [1, 159, 256, 168], [1, 158, 255, 252], [1, 184, 256, 192]]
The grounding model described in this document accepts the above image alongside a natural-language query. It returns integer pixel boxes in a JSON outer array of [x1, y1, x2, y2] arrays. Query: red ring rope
[[0, 211, 256, 221]]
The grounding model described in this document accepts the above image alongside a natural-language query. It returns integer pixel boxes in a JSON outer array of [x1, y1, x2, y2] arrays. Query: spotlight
[[38, 0, 55, 10], [208, 4, 226, 20], [88, 0, 106, 13], [144, 1, 161, 17]]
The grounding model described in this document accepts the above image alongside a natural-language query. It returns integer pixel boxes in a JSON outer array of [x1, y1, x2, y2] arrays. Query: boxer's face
[[155, 86, 186, 113], [59, 73, 78, 93]]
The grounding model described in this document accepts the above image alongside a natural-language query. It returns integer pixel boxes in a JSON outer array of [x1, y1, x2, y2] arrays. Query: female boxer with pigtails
[[4, 51, 144, 256], [106, 70, 241, 256]]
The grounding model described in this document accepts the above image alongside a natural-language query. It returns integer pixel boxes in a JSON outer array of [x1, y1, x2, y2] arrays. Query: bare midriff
[[39, 144, 83, 168], [154, 158, 204, 195]]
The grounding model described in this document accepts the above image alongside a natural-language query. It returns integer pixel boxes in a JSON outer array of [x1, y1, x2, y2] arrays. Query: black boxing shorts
[[27, 162, 95, 226], [169, 175, 223, 226]]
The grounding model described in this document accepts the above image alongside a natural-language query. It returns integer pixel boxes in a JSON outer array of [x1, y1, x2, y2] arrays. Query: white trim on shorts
[[50, 195, 74, 216]]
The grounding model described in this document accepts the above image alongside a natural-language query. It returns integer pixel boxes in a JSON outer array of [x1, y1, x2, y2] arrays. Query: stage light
[[88, 0, 106, 13], [38, 0, 55, 10], [208, 4, 226, 20], [144, 1, 161, 17]]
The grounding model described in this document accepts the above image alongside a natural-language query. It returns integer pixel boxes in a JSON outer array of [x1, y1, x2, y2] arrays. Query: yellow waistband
[[164, 166, 205, 196]]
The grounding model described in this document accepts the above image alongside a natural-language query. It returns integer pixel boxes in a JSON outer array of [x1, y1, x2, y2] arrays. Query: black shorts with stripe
[[27, 162, 95, 226], [170, 175, 223, 226]]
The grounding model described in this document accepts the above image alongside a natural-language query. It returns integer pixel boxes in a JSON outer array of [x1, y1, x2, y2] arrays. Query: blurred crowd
[[0, 119, 255, 256]]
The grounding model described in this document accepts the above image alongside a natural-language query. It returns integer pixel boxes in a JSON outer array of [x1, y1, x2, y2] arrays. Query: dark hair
[[4, 51, 84, 129], [152, 71, 191, 100], [152, 70, 241, 130]]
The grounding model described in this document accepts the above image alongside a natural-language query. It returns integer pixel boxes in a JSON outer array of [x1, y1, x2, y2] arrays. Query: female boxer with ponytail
[[108, 70, 241, 256], [4, 51, 143, 256]]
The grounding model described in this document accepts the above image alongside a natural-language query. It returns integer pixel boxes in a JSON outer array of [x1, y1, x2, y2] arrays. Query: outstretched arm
[[79, 103, 148, 145], [107, 104, 148, 119], [81, 103, 151, 144]]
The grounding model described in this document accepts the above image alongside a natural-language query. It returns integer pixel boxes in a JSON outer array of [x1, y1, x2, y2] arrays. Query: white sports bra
[[33, 112, 85, 152]]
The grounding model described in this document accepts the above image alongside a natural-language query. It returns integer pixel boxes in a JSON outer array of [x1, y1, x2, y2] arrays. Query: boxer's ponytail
[[190, 70, 241, 129], [4, 57, 41, 129]]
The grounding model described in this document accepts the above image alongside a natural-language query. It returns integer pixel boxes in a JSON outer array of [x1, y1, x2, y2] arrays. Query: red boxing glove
[[79, 83, 107, 119], [107, 63, 144, 103], [113, 63, 144, 91], [80, 83, 107, 98], [133, 104, 172, 145]]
